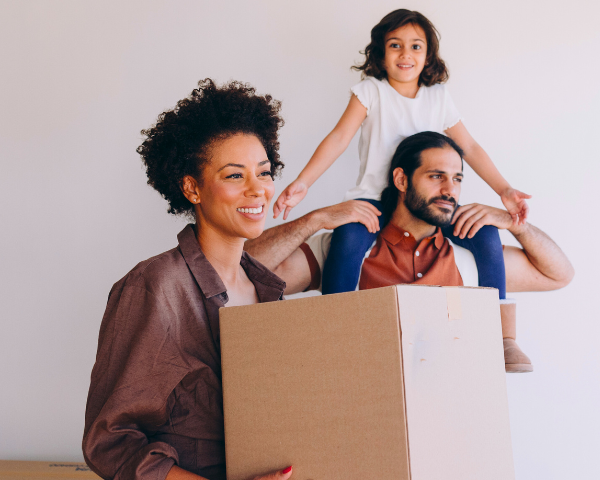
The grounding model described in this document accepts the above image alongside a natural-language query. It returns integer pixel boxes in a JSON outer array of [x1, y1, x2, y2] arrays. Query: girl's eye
[[412, 45, 421, 50], [390, 43, 400, 49]]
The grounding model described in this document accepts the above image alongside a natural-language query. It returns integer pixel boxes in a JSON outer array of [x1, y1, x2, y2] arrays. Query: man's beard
[[404, 183, 457, 227]]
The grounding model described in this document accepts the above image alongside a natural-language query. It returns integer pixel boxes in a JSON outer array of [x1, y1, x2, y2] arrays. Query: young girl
[[274, 9, 533, 372]]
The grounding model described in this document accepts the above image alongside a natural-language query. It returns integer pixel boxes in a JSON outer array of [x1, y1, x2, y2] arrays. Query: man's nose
[[440, 178, 458, 196]]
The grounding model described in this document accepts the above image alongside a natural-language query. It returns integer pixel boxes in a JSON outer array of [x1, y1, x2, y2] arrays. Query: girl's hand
[[500, 188, 532, 226], [273, 179, 309, 220]]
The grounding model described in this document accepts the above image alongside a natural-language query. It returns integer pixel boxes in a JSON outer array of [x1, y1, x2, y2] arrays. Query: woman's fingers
[[253, 466, 293, 480]]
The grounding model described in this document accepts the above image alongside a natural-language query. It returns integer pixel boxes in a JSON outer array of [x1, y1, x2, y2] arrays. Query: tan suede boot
[[501, 299, 533, 373]]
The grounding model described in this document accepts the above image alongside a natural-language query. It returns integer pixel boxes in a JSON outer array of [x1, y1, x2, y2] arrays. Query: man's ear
[[181, 175, 201, 206], [392, 168, 408, 193]]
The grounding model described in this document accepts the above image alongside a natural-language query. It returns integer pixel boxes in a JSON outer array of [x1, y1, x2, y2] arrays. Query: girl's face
[[383, 23, 428, 93], [194, 133, 275, 241]]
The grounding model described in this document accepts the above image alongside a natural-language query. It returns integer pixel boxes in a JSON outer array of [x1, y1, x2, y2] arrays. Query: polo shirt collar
[[381, 222, 445, 250], [177, 224, 285, 302]]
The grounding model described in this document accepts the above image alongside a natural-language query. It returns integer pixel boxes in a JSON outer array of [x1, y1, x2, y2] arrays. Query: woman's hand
[[451, 203, 513, 239], [500, 188, 532, 225], [273, 179, 309, 220], [252, 466, 293, 480]]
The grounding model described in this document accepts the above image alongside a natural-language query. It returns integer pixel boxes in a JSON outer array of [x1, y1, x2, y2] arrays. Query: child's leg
[[441, 224, 533, 373], [322, 199, 385, 294], [441, 224, 506, 299]]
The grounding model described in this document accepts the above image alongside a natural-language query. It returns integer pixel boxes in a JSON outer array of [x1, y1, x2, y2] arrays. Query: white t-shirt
[[344, 77, 462, 201], [304, 232, 479, 291]]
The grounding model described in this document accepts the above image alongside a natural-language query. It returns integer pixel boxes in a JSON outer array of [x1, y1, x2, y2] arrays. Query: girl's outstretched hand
[[273, 179, 308, 220], [500, 188, 532, 225]]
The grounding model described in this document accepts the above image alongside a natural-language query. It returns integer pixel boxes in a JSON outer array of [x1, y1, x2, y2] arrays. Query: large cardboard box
[[0, 461, 99, 479], [220, 285, 514, 480]]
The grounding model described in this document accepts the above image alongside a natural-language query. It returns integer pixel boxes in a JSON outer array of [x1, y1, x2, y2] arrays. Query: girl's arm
[[273, 95, 367, 219], [446, 121, 531, 224]]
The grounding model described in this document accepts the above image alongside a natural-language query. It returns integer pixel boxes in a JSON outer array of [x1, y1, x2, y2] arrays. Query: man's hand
[[451, 203, 512, 239], [500, 187, 532, 225], [314, 200, 381, 233]]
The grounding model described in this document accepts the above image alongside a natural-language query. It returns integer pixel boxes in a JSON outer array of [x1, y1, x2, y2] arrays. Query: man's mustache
[[428, 195, 457, 208]]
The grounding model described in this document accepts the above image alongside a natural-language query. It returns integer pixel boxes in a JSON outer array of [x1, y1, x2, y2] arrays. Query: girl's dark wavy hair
[[353, 9, 449, 86], [137, 78, 285, 216], [380, 132, 464, 221]]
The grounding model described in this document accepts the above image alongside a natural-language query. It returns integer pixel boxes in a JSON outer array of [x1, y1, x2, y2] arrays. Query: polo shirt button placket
[[417, 273, 423, 278]]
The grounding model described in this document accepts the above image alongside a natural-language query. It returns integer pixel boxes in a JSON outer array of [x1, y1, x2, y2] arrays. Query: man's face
[[403, 146, 463, 227]]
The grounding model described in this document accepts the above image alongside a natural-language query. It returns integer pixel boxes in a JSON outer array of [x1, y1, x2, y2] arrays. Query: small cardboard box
[[220, 285, 514, 480], [0, 461, 99, 479]]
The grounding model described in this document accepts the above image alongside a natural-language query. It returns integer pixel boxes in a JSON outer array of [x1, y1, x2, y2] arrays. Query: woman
[[83, 79, 293, 480]]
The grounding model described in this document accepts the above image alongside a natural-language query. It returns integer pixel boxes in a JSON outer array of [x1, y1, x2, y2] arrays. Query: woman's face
[[195, 133, 275, 240]]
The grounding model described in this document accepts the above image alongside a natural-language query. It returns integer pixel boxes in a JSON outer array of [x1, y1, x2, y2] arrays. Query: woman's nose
[[245, 174, 265, 196]]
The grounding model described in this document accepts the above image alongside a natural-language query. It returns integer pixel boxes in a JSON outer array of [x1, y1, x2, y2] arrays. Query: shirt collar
[[381, 222, 445, 250], [177, 224, 285, 302]]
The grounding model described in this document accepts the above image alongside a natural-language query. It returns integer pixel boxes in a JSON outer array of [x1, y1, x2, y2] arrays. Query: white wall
[[1, 0, 598, 478]]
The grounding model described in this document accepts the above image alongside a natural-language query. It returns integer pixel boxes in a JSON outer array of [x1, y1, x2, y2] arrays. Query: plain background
[[1, 0, 598, 478]]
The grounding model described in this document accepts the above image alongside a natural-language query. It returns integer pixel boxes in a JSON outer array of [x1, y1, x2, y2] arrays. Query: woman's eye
[[260, 171, 273, 178], [226, 173, 243, 179]]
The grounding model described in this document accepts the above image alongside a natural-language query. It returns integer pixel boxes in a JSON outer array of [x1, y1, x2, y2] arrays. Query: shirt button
[[404, 232, 410, 237], [417, 273, 423, 278], [415, 251, 420, 256]]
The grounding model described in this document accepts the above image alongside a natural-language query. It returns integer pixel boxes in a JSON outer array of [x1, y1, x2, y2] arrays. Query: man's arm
[[245, 201, 381, 295], [451, 203, 574, 292], [503, 223, 574, 292]]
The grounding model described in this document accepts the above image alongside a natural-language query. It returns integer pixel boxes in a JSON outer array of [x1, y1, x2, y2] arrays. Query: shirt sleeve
[[301, 232, 333, 292], [83, 284, 190, 480], [350, 78, 376, 114], [442, 85, 462, 131]]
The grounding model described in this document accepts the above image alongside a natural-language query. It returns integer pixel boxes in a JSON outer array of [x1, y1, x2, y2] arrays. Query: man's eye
[[454, 178, 463, 182], [431, 175, 441, 179]]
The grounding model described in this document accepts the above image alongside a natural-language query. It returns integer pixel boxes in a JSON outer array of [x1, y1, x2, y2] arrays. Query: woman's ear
[[181, 175, 201, 205], [392, 168, 408, 193]]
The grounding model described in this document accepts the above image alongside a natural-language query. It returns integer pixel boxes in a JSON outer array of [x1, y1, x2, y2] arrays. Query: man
[[245, 132, 574, 373]]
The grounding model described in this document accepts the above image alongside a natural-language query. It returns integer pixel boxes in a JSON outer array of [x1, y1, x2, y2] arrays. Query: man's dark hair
[[352, 9, 449, 86], [380, 131, 464, 220], [137, 78, 284, 216]]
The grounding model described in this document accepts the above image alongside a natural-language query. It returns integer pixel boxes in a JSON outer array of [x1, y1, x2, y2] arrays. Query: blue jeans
[[321, 199, 506, 299]]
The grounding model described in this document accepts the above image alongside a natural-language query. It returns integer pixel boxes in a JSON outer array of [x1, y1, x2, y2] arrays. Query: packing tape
[[444, 287, 462, 321]]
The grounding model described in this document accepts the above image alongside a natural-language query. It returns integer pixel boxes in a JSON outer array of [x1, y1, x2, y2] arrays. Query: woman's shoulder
[[110, 246, 192, 299]]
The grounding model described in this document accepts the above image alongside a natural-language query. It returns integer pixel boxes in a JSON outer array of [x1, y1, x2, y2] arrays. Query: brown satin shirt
[[83, 225, 286, 480], [358, 223, 463, 290]]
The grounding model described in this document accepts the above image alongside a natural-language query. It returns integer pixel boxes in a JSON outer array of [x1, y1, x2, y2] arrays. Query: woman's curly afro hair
[[137, 78, 285, 216]]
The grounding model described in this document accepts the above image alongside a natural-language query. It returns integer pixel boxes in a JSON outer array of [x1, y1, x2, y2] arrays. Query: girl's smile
[[383, 23, 427, 97]]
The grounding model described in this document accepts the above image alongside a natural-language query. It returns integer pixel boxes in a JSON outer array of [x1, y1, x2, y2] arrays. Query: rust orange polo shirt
[[358, 222, 463, 290]]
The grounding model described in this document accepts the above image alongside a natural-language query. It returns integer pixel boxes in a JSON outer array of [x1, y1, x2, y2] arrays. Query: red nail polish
[[282, 466, 292, 474]]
